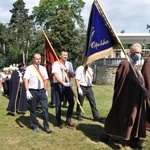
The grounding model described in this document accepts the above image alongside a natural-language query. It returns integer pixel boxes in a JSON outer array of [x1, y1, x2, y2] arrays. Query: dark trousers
[[3, 81, 9, 96], [29, 88, 49, 129], [53, 83, 74, 125], [76, 86, 100, 119], [50, 86, 56, 106]]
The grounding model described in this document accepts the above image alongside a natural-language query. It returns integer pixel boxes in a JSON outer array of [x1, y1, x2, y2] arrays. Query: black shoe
[[129, 137, 143, 148], [6, 112, 15, 116], [94, 117, 103, 122], [76, 116, 83, 121], [45, 128, 52, 134], [33, 128, 39, 133], [49, 104, 56, 108], [62, 104, 68, 108]]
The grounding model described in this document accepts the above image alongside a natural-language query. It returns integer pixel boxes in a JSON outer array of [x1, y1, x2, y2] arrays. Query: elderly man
[[102, 43, 150, 148]]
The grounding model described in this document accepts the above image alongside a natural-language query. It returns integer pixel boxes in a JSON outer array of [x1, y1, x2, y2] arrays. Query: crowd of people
[[0, 65, 16, 97], [0, 43, 150, 148], [0, 51, 103, 133]]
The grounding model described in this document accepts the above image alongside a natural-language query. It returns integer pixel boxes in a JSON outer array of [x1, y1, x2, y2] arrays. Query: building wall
[[93, 65, 117, 85], [93, 58, 124, 85]]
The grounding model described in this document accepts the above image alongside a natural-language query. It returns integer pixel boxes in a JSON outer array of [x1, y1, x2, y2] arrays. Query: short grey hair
[[130, 43, 142, 52]]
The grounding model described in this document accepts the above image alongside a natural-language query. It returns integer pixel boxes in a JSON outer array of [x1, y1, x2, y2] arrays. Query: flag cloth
[[44, 38, 58, 83], [85, 0, 119, 64]]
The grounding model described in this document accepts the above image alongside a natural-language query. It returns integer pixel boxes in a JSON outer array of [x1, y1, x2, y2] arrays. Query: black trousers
[[29, 88, 49, 129], [53, 83, 74, 125], [76, 86, 100, 119]]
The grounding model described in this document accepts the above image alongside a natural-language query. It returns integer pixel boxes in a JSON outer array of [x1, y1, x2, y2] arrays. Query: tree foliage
[[32, 0, 85, 29], [50, 10, 76, 52], [0, 23, 9, 66], [45, 10, 86, 67], [0, 0, 87, 69], [9, 0, 34, 65]]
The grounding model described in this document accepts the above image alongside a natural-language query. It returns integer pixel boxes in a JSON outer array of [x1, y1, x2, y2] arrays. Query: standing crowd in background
[[0, 64, 18, 97]]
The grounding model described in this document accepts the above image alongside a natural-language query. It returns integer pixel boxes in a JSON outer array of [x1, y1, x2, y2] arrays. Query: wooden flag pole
[[41, 28, 85, 113], [62, 69, 85, 113], [41, 28, 59, 61]]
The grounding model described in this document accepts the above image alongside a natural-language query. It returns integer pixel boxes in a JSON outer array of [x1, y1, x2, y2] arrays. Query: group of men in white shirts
[[1, 52, 102, 133]]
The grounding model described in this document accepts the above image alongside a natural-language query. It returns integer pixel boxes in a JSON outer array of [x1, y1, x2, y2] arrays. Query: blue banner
[[85, 1, 118, 64]]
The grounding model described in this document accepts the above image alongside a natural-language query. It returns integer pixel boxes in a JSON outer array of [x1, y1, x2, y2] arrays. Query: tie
[[37, 65, 41, 89]]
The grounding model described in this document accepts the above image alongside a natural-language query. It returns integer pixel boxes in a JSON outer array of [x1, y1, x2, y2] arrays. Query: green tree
[[9, 0, 34, 64], [72, 26, 87, 68], [50, 10, 76, 52], [32, 0, 87, 67], [26, 30, 46, 65], [0, 23, 16, 68], [0, 23, 8, 67], [32, 0, 85, 29], [47, 10, 86, 67]]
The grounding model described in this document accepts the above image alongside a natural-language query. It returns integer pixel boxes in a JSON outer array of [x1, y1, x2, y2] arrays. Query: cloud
[[0, 0, 39, 23], [23, 0, 39, 13], [0, 0, 14, 23], [82, 0, 150, 33], [0, 0, 149, 33]]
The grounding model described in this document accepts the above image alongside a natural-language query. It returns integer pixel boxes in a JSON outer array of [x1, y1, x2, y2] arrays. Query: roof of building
[[117, 33, 150, 44]]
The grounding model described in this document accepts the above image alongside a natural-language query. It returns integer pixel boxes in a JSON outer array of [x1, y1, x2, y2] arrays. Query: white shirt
[[52, 61, 74, 83], [23, 65, 48, 89], [0, 72, 6, 82], [75, 66, 93, 86]]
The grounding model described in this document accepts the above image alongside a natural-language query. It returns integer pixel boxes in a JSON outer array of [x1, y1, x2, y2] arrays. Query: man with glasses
[[102, 43, 150, 148]]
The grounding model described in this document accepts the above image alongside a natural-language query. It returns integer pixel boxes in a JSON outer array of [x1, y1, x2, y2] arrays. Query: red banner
[[44, 38, 58, 83]]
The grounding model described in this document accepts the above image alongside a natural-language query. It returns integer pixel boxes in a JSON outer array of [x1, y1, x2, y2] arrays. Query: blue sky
[[0, 0, 150, 33]]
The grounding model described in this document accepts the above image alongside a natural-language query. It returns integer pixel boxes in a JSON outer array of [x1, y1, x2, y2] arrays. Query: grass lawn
[[0, 84, 150, 150]]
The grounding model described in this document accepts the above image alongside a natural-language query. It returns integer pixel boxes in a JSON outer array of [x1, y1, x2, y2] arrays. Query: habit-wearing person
[[75, 59, 102, 122], [23, 53, 52, 133], [103, 43, 150, 148], [141, 54, 150, 129], [142, 54, 150, 94], [7, 63, 27, 115]]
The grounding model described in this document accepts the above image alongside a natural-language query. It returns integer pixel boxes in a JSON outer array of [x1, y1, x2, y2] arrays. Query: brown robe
[[141, 56, 150, 130], [104, 59, 150, 140], [142, 57, 150, 93]]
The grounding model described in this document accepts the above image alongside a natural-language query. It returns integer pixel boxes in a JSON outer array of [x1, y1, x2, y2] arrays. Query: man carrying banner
[[75, 58, 103, 122], [52, 50, 75, 129], [23, 53, 52, 133], [102, 43, 150, 148]]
